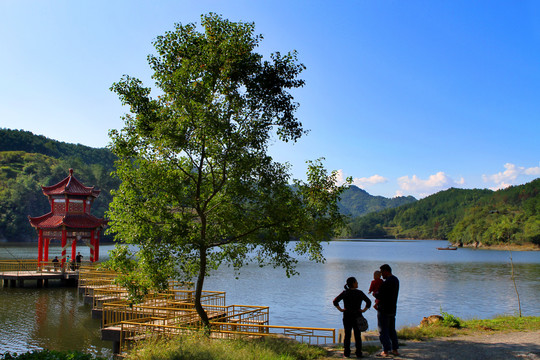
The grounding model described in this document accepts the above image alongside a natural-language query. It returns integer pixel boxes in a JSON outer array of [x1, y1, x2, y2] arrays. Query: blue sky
[[1, 1, 539, 198]]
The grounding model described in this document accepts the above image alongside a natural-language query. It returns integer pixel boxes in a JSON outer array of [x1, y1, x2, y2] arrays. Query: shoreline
[[459, 243, 540, 251], [335, 238, 540, 251]]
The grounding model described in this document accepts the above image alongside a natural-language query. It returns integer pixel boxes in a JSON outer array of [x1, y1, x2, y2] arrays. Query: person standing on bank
[[374, 264, 400, 357], [333, 277, 371, 358]]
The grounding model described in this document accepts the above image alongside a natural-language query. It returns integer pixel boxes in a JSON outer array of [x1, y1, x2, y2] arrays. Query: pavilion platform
[[0, 260, 80, 287]]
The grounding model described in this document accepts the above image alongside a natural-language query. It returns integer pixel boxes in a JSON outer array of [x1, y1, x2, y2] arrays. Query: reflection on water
[[0, 283, 113, 356], [1, 240, 539, 356]]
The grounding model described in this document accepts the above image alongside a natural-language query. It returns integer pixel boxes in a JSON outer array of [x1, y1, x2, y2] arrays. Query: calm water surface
[[1, 240, 539, 356]]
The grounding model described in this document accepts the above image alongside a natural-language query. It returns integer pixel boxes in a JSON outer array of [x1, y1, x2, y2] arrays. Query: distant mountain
[[346, 180, 540, 247], [338, 185, 416, 217]]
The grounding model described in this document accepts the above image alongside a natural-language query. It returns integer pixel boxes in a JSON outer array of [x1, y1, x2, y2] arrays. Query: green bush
[[441, 311, 462, 328], [0, 350, 105, 360]]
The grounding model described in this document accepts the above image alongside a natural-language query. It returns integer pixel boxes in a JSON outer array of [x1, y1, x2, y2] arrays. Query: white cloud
[[335, 170, 388, 188], [335, 169, 347, 186], [352, 174, 388, 188], [396, 172, 464, 198], [482, 163, 540, 190]]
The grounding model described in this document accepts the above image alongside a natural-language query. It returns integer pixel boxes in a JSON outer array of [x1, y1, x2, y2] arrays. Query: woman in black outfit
[[333, 277, 371, 358]]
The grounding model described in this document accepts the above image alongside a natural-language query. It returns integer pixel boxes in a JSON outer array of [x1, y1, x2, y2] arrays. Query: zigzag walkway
[[78, 266, 335, 354]]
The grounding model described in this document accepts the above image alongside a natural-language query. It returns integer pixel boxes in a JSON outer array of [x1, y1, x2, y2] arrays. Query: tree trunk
[[195, 246, 210, 333]]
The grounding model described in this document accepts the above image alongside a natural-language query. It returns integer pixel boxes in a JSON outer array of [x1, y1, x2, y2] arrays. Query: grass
[[124, 334, 329, 360], [397, 315, 540, 341], [4, 316, 538, 360], [123, 315, 540, 359]]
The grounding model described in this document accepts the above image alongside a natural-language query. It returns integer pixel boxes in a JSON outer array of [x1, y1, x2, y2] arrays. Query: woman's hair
[[344, 276, 357, 290]]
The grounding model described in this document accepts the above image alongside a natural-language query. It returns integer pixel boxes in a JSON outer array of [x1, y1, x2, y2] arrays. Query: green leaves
[[107, 13, 347, 329]]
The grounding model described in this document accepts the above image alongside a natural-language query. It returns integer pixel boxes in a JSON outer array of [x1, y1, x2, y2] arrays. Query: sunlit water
[[1, 240, 539, 356]]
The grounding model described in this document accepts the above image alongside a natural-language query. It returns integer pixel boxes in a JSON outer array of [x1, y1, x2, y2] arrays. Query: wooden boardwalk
[[76, 268, 336, 354]]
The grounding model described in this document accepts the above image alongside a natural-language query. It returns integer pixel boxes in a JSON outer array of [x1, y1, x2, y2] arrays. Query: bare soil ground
[[324, 330, 540, 359]]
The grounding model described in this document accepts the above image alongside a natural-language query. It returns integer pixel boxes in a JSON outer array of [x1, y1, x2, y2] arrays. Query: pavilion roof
[[28, 212, 107, 230], [42, 168, 101, 197]]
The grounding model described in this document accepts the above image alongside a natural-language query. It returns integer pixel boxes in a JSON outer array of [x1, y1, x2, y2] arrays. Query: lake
[[1, 239, 539, 357]]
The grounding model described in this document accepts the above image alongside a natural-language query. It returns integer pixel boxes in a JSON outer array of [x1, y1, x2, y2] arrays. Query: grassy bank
[[119, 315, 540, 360], [397, 315, 540, 340], [3, 316, 538, 360], [123, 335, 328, 360]]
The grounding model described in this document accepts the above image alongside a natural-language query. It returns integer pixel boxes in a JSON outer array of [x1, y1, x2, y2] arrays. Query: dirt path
[[324, 331, 540, 359]]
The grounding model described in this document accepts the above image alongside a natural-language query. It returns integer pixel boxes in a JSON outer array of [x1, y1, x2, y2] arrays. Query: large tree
[[107, 13, 348, 329]]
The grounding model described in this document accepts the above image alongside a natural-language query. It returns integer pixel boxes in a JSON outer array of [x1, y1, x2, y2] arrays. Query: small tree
[[107, 13, 349, 329]]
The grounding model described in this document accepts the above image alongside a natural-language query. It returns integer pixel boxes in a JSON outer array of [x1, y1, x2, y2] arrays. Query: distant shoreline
[[461, 243, 540, 251], [334, 238, 540, 251]]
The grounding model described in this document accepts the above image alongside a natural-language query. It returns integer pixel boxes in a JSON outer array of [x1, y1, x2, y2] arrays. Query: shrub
[[441, 311, 462, 328], [0, 350, 105, 360]]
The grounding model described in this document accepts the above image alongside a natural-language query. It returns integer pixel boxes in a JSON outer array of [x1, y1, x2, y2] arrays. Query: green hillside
[[338, 185, 416, 217], [346, 180, 540, 246], [0, 129, 119, 242], [2, 128, 538, 247], [0, 128, 419, 243]]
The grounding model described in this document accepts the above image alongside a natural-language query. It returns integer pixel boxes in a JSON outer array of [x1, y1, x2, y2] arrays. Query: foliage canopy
[[107, 14, 348, 328]]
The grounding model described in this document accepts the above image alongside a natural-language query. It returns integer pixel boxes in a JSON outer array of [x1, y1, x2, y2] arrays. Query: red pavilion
[[28, 169, 107, 266]]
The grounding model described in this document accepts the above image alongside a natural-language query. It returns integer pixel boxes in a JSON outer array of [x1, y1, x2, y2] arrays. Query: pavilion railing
[[0, 260, 39, 274]]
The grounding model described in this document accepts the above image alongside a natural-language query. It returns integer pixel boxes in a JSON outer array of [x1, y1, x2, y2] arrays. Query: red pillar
[[61, 228, 67, 267], [95, 229, 100, 262], [44, 238, 49, 262], [38, 229, 43, 265], [71, 237, 77, 263], [90, 230, 94, 262]]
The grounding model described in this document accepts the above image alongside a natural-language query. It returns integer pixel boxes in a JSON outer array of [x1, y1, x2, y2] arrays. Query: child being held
[[368, 270, 383, 310]]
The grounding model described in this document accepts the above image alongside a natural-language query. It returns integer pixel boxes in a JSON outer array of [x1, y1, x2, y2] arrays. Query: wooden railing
[[101, 293, 228, 327], [0, 260, 39, 273], [0, 259, 92, 274], [118, 317, 335, 353]]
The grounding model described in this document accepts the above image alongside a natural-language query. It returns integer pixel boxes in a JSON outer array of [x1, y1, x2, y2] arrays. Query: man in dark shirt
[[374, 264, 400, 357], [52, 256, 59, 271], [75, 252, 83, 269]]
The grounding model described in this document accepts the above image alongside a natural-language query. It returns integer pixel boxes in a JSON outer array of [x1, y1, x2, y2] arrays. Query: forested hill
[[3, 129, 537, 246], [346, 179, 540, 246], [0, 128, 119, 242], [0, 128, 414, 242], [338, 185, 416, 217], [0, 128, 116, 167]]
